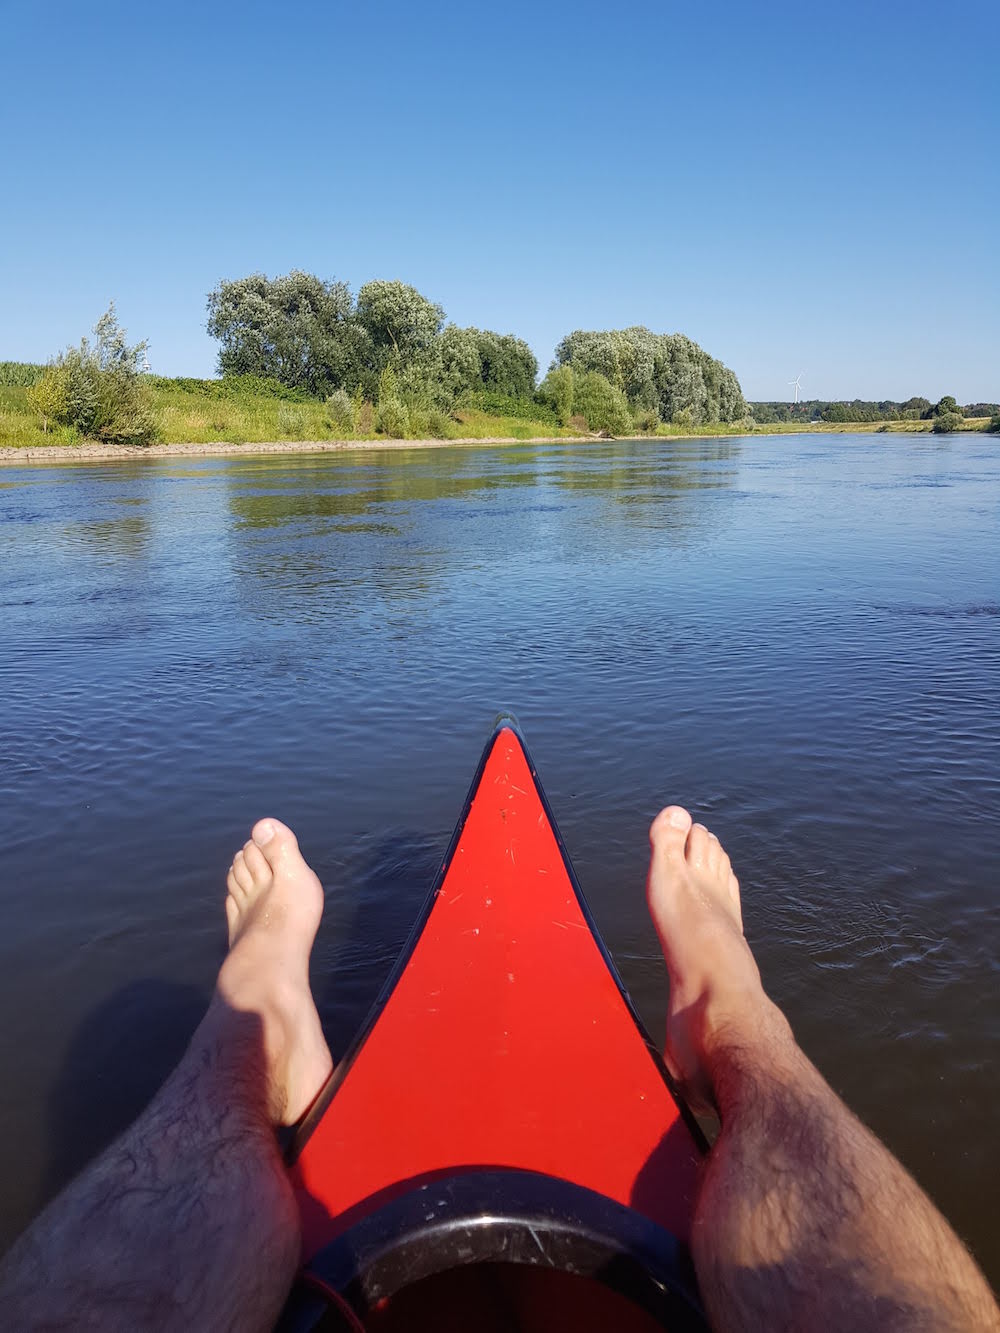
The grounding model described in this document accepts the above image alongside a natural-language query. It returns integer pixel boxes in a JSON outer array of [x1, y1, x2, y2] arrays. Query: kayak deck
[[289, 722, 704, 1266]]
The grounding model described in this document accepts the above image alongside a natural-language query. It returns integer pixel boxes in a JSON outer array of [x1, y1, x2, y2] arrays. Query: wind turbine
[[788, 373, 804, 404]]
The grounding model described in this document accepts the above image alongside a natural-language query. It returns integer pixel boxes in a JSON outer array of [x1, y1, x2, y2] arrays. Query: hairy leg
[[0, 819, 333, 1332], [647, 805, 1000, 1333]]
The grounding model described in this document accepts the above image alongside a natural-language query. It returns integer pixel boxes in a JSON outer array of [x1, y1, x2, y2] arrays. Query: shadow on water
[[36, 828, 441, 1230], [43, 979, 208, 1206]]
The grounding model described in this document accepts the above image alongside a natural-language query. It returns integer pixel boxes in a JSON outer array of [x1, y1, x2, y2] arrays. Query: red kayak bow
[[280, 720, 708, 1331]]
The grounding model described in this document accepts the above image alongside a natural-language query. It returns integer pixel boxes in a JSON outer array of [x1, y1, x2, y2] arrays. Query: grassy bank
[[0, 370, 994, 451], [0, 375, 580, 449]]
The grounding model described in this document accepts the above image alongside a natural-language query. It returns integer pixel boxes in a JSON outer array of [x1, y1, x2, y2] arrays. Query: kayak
[[278, 718, 709, 1331]]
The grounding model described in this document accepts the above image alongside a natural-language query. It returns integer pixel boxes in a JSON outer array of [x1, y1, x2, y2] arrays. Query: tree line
[[206, 270, 750, 435], [16, 270, 995, 444], [750, 396, 998, 427]]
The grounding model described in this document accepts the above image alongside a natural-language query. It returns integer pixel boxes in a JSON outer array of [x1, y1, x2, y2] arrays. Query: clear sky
[[2, 0, 997, 402]]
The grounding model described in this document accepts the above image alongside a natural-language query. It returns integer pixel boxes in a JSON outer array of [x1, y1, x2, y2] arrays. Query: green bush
[[29, 305, 157, 445], [276, 404, 307, 439], [148, 374, 313, 402], [325, 388, 356, 435], [932, 411, 963, 433], [633, 407, 660, 433], [987, 414, 1000, 434], [536, 365, 575, 425], [408, 407, 450, 438], [426, 409, 451, 438], [376, 398, 409, 437], [573, 372, 633, 436], [464, 390, 557, 424], [357, 401, 375, 435], [28, 368, 69, 432]]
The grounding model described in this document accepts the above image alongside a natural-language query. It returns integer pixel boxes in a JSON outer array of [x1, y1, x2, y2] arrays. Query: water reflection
[[219, 439, 746, 623]]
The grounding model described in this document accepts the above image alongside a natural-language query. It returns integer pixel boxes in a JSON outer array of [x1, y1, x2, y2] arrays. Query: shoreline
[[0, 420, 991, 466], [0, 436, 591, 466]]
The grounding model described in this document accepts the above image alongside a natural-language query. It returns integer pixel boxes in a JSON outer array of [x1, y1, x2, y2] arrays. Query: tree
[[901, 396, 932, 420], [932, 395, 962, 418], [29, 362, 68, 432], [932, 411, 963, 433], [206, 271, 356, 394], [749, 401, 778, 424], [29, 303, 157, 444], [473, 330, 537, 398], [438, 324, 482, 401], [553, 326, 746, 423], [355, 281, 444, 372], [822, 403, 853, 422]]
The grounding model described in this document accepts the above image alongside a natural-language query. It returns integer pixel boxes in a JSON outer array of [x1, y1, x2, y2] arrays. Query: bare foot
[[217, 818, 333, 1125], [646, 806, 790, 1113]]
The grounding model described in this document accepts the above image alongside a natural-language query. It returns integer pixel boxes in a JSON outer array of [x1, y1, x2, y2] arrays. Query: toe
[[226, 867, 244, 901], [729, 872, 743, 926], [649, 806, 693, 866], [232, 850, 254, 894], [225, 894, 239, 935], [243, 840, 271, 884], [706, 831, 722, 872], [686, 823, 712, 868], [252, 817, 302, 870]]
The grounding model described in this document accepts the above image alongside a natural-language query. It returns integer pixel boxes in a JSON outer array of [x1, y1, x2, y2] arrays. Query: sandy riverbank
[[0, 436, 598, 466], [2, 420, 989, 466]]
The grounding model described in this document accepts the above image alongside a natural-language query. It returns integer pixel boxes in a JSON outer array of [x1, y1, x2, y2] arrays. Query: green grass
[[0, 379, 581, 448], [0, 386, 83, 447], [449, 408, 573, 440], [653, 420, 758, 438], [152, 382, 336, 443]]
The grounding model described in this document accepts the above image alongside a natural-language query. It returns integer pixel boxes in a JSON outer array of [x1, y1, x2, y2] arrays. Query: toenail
[[254, 821, 275, 846], [668, 808, 688, 829]]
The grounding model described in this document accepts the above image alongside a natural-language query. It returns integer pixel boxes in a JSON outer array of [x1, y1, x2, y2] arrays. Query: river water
[[1, 433, 998, 1282]]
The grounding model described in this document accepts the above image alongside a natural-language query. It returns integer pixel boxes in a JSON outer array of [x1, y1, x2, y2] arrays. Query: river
[[1, 432, 998, 1282]]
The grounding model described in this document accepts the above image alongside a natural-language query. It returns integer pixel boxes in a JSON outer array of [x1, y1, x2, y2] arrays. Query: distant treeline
[[750, 397, 998, 424]]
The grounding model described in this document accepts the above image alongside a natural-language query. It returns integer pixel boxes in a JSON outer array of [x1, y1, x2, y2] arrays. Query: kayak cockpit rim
[[275, 1169, 709, 1332]]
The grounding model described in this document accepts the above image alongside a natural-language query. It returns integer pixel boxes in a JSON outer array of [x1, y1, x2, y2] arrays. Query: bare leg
[[0, 819, 333, 1332], [646, 805, 1000, 1332]]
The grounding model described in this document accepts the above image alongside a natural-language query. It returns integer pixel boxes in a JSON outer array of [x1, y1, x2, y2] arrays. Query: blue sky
[[2, 0, 997, 402]]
